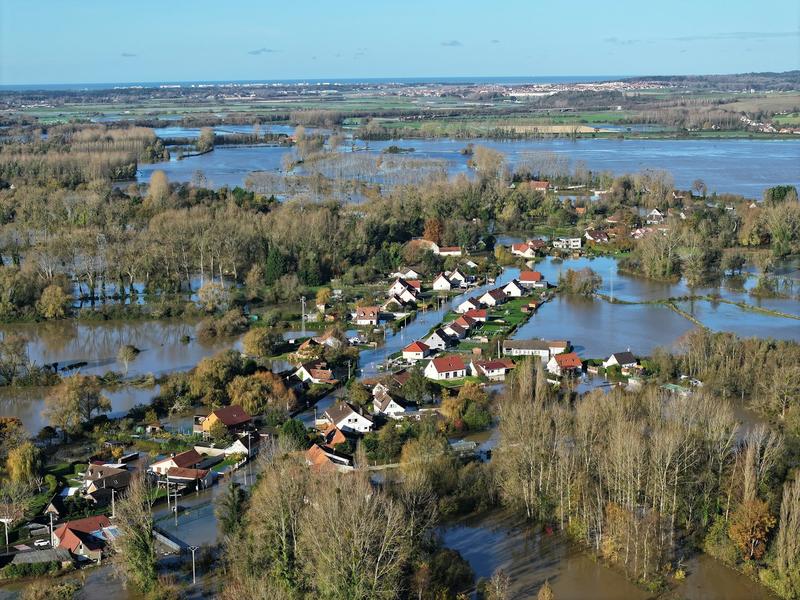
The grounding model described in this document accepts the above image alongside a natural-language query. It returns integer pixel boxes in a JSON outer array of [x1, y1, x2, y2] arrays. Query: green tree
[[216, 482, 247, 539], [114, 474, 157, 593], [264, 247, 286, 286], [242, 328, 282, 359], [35, 284, 69, 320], [281, 419, 308, 450]]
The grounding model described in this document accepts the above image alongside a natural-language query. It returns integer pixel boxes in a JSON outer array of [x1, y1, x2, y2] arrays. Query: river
[[138, 126, 800, 198]]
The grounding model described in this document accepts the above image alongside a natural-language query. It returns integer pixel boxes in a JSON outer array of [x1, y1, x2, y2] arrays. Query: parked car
[[34, 538, 50, 548]]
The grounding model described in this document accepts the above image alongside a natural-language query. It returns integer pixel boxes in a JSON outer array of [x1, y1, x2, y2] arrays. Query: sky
[[1, 0, 798, 85]]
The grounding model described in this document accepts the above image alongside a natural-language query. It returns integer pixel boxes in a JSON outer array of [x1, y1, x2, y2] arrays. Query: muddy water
[[0, 319, 241, 432], [442, 511, 776, 600]]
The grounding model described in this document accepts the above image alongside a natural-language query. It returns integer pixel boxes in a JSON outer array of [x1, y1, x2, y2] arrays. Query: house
[[448, 269, 467, 285], [443, 322, 468, 340], [453, 315, 476, 331], [314, 329, 344, 349], [470, 359, 515, 381], [547, 352, 583, 376], [200, 405, 252, 434], [52, 515, 115, 561], [402, 341, 430, 362], [502, 339, 551, 361], [295, 359, 336, 385], [82, 464, 131, 495], [519, 270, 546, 289], [502, 279, 526, 297], [552, 237, 582, 250], [297, 337, 322, 358], [479, 288, 507, 307], [305, 443, 354, 472], [432, 273, 452, 291], [584, 230, 609, 243], [388, 278, 420, 302], [355, 306, 381, 326], [424, 355, 467, 381], [425, 328, 453, 351], [528, 180, 550, 192], [437, 246, 463, 257], [382, 295, 414, 312], [150, 449, 203, 476], [373, 390, 407, 419], [646, 208, 665, 225], [320, 424, 347, 449], [511, 242, 537, 259], [167, 467, 213, 490], [391, 267, 422, 280], [324, 402, 374, 434], [464, 308, 487, 322], [456, 297, 482, 314], [603, 351, 638, 370], [10, 548, 72, 570]]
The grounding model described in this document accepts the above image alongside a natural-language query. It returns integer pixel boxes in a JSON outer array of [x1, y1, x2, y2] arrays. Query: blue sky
[[1, 0, 798, 84]]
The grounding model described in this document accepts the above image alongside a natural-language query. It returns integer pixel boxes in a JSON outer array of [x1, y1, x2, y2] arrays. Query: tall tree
[[114, 474, 157, 592]]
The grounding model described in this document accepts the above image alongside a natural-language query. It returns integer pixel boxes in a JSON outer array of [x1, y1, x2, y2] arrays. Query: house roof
[[504, 279, 524, 290], [503, 339, 550, 351], [512, 242, 532, 253], [374, 391, 406, 412], [430, 355, 466, 373], [454, 315, 476, 329], [428, 327, 451, 341], [403, 341, 429, 353], [154, 449, 202, 469], [474, 359, 515, 373], [406, 279, 421, 290], [438, 246, 461, 253], [306, 443, 352, 471], [519, 270, 543, 282], [554, 352, 582, 369], [356, 306, 380, 318], [321, 424, 347, 448], [486, 289, 506, 301], [325, 402, 373, 426], [464, 308, 487, 319], [85, 464, 128, 481], [54, 515, 112, 553], [167, 467, 210, 480], [529, 180, 549, 190], [609, 351, 636, 365], [211, 405, 252, 427], [11, 548, 72, 565], [433, 273, 451, 284]]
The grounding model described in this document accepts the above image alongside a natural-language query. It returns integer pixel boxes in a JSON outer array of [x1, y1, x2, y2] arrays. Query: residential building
[[453, 315, 476, 331], [502, 339, 551, 361], [584, 230, 609, 243], [305, 443, 354, 472], [390, 267, 422, 280], [547, 352, 583, 376], [402, 341, 430, 362], [443, 322, 467, 340], [602, 351, 638, 370], [82, 464, 131, 495], [324, 402, 374, 434], [150, 449, 203, 476], [646, 208, 665, 224], [388, 278, 421, 302], [294, 359, 336, 385], [464, 308, 487, 322], [528, 180, 550, 192], [199, 405, 252, 434], [456, 297, 482, 314], [425, 328, 452, 351], [470, 359, 515, 381], [448, 269, 467, 285], [373, 390, 407, 419], [355, 306, 381, 326], [166, 467, 213, 490], [479, 288, 507, 307], [432, 273, 452, 291], [519, 270, 546, 289], [502, 279, 525, 297], [511, 242, 537, 259], [424, 355, 467, 381], [437, 246, 463, 256], [552, 237, 582, 250], [52, 515, 116, 561]]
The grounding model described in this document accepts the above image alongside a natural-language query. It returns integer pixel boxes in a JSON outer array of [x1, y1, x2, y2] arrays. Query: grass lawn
[[435, 376, 482, 389]]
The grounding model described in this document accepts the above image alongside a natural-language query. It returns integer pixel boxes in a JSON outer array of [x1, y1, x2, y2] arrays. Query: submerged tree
[[114, 474, 157, 592]]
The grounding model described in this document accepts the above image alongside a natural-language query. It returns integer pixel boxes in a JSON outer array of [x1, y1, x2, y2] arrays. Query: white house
[[502, 279, 526, 297], [547, 352, 583, 376], [448, 269, 467, 285], [511, 243, 537, 259], [149, 449, 203, 476], [456, 297, 482, 314], [432, 273, 452, 291], [470, 359, 515, 381], [355, 306, 381, 326], [402, 340, 431, 362], [424, 355, 467, 381], [294, 359, 336, 385], [443, 322, 468, 340], [373, 391, 407, 419], [425, 328, 452, 351], [646, 208, 665, 225], [584, 230, 610, 243], [479, 288, 507, 307], [603, 351, 638, 370], [519, 270, 546, 289], [324, 402, 373, 434], [552, 237, 582, 250], [464, 308, 487, 322], [388, 279, 420, 303], [502, 339, 551, 361], [391, 267, 422, 280], [437, 246, 462, 257]]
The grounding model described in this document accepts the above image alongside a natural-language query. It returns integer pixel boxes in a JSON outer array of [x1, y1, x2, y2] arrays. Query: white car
[[33, 539, 50, 548]]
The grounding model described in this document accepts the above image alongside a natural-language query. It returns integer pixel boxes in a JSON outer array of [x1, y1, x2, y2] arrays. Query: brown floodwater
[[442, 511, 776, 600]]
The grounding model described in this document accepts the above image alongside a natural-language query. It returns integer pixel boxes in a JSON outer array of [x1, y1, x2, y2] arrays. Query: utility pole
[[49, 512, 54, 548], [111, 488, 116, 519], [188, 545, 199, 585], [300, 296, 306, 335]]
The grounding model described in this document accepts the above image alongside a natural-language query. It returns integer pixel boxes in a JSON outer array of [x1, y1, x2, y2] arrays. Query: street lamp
[[0, 518, 11, 552], [188, 545, 200, 585]]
